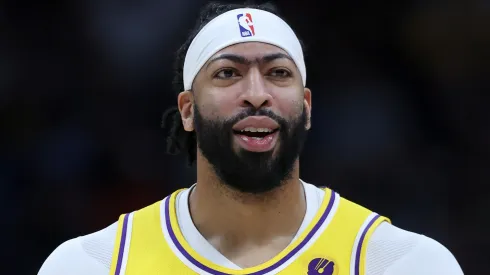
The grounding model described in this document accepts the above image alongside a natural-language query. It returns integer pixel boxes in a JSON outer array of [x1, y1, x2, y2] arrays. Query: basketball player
[[38, 2, 464, 275]]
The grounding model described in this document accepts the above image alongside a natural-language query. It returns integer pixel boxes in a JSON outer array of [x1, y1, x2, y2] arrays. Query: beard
[[193, 104, 308, 194]]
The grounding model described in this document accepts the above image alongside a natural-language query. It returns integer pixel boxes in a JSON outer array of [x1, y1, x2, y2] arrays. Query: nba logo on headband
[[237, 13, 255, 37]]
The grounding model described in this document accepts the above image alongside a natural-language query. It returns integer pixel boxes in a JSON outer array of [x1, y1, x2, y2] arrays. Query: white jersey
[[38, 182, 463, 275]]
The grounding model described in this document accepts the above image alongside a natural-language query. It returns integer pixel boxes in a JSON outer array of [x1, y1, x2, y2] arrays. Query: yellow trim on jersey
[[166, 187, 336, 274]]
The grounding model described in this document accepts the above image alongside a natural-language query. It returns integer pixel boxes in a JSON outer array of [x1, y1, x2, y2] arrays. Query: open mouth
[[233, 127, 280, 152], [231, 116, 281, 152], [233, 127, 279, 139]]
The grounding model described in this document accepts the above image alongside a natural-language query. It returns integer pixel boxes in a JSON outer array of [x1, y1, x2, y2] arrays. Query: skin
[[177, 42, 312, 268]]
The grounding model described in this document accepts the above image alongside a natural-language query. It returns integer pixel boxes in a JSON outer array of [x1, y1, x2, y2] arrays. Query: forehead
[[210, 42, 290, 61]]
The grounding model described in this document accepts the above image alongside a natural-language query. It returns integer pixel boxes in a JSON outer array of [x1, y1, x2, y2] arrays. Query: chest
[[210, 236, 294, 269], [110, 190, 389, 275]]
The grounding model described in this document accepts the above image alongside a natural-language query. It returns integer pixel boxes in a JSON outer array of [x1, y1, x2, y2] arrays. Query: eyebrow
[[206, 53, 294, 68]]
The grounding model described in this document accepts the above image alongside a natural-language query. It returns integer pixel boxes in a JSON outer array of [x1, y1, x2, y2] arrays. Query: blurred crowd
[[1, 0, 489, 274]]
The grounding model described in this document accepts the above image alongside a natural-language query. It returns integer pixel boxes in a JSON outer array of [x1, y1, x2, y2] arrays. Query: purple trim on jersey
[[164, 191, 337, 275], [114, 213, 129, 275], [354, 214, 380, 275]]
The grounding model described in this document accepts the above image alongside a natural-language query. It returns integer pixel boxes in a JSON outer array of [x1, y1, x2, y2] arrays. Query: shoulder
[[37, 222, 118, 275], [366, 222, 464, 275], [307, 184, 464, 274]]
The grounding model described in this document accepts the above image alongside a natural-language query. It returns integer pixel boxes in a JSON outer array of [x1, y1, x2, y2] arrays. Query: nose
[[239, 69, 273, 109]]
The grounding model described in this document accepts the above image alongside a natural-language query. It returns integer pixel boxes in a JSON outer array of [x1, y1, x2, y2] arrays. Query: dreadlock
[[161, 1, 305, 166]]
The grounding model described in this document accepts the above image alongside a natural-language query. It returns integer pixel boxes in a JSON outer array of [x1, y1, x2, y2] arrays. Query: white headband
[[183, 8, 306, 90]]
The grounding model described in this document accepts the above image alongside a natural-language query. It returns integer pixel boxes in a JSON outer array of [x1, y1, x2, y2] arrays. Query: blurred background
[[1, 0, 488, 274]]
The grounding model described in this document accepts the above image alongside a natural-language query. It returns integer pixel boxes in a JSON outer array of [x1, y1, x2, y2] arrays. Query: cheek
[[273, 90, 304, 118], [197, 91, 237, 118]]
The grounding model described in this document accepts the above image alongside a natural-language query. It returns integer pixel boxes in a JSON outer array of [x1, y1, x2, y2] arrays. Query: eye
[[214, 68, 240, 79], [269, 68, 291, 78]]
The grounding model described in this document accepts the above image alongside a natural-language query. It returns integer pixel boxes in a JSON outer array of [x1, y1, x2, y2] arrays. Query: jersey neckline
[[160, 186, 339, 275]]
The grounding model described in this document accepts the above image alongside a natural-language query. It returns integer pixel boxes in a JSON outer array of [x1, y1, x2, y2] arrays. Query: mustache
[[225, 108, 286, 127]]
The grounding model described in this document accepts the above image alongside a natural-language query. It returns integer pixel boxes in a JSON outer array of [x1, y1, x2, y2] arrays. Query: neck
[[189, 153, 306, 246]]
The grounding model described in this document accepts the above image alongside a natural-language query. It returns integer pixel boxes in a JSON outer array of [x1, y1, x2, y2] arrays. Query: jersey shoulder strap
[[333, 192, 391, 275], [109, 188, 188, 275]]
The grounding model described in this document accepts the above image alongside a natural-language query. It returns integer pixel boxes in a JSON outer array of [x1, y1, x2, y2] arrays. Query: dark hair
[[161, 1, 305, 166]]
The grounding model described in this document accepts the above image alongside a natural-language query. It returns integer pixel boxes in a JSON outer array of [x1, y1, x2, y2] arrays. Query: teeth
[[240, 127, 273, 133], [240, 136, 266, 141]]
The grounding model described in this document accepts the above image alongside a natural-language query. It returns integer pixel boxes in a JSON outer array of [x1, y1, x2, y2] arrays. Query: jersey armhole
[[350, 213, 391, 275]]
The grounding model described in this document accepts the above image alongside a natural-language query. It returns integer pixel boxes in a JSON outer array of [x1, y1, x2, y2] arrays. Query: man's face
[[180, 42, 312, 194]]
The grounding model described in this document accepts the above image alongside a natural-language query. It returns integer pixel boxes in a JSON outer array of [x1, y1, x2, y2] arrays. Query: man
[[38, 2, 464, 275]]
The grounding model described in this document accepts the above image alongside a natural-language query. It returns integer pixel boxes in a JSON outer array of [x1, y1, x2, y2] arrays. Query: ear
[[304, 88, 312, 130], [178, 90, 194, 132]]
